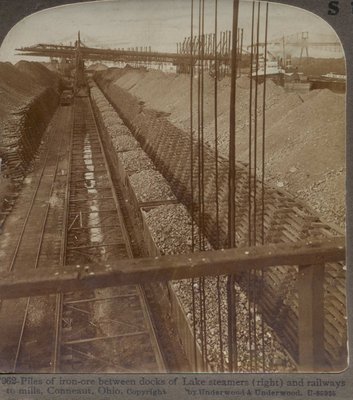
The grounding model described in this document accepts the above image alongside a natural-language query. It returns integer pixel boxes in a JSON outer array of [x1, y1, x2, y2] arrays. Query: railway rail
[[55, 95, 165, 373], [0, 94, 165, 373], [0, 106, 72, 372]]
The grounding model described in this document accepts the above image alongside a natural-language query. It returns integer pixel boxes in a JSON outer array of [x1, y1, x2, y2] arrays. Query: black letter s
[[328, 0, 340, 15]]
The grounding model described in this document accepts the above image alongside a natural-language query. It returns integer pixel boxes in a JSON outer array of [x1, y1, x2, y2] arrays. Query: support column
[[298, 263, 325, 371]]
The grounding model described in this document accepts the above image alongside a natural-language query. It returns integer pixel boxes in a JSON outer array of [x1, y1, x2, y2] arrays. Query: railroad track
[[0, 94, 165, 373], [54, 95, 165, 373], [0, 106, 72, 372]]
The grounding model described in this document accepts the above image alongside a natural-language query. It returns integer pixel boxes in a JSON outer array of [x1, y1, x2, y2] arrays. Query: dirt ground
[[98, 68, 345, 229]]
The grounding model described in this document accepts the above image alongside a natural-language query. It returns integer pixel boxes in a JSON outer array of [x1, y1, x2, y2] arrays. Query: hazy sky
[[0, 0, 343, 63]]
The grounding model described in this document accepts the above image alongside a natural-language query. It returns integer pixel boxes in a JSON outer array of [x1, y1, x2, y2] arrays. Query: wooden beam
[[0, 237, 345, 300], [298, 264, 326, 371]]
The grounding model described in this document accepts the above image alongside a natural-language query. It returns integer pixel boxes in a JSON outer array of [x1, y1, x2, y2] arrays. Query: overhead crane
[[16, 32, 231, 67]]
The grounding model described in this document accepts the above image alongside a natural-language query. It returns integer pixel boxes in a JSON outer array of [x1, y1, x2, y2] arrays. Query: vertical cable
[[247, 1, 256, 371], [228, 0, 239, 248], [227, 30, 232, 76], [253, 1, 261, 247], [240, 28, 244, 77], [190, 4, 195, 255], [262, 3, 268, 246], [190, 0, 198, 372], [196, 0, 206, 369], [227, 0, 240, 372], [248, 1, 255, 247], [197, 0, 202, 251], [237, 28, 240, 76], [214, 0, 224, 372], [200, 0, 208, 367], [253, 1, 261, 371], [201, 0, 206, 253], [260, 2, 269, 371], [214, 14, 219, 247]]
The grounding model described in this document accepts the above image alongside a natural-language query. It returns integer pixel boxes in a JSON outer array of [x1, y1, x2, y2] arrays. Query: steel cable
[[227, 0, 240, 372], [247, 1, 256, 371], [260, 2, 269, 371]]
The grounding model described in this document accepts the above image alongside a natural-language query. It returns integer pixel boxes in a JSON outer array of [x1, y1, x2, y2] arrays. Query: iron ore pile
[[120, 150, 155, 174], [143, 204, 211, 255], [0, 61, 59, 226], [130, 171, 176, 202], [90, 83, 176, 203], [0, 62, 59, 181], [105, 69, 345, 229], [90, 79, 295, 372]]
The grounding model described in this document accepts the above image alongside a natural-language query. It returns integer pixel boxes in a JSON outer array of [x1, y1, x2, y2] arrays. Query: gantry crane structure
[[16, 32, 232, 71], [247, 31, 342, 69], [269, 31, 342, 63]]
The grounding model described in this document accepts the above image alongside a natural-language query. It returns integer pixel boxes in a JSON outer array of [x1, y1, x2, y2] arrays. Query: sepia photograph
[[0, 0, 348, 380]]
